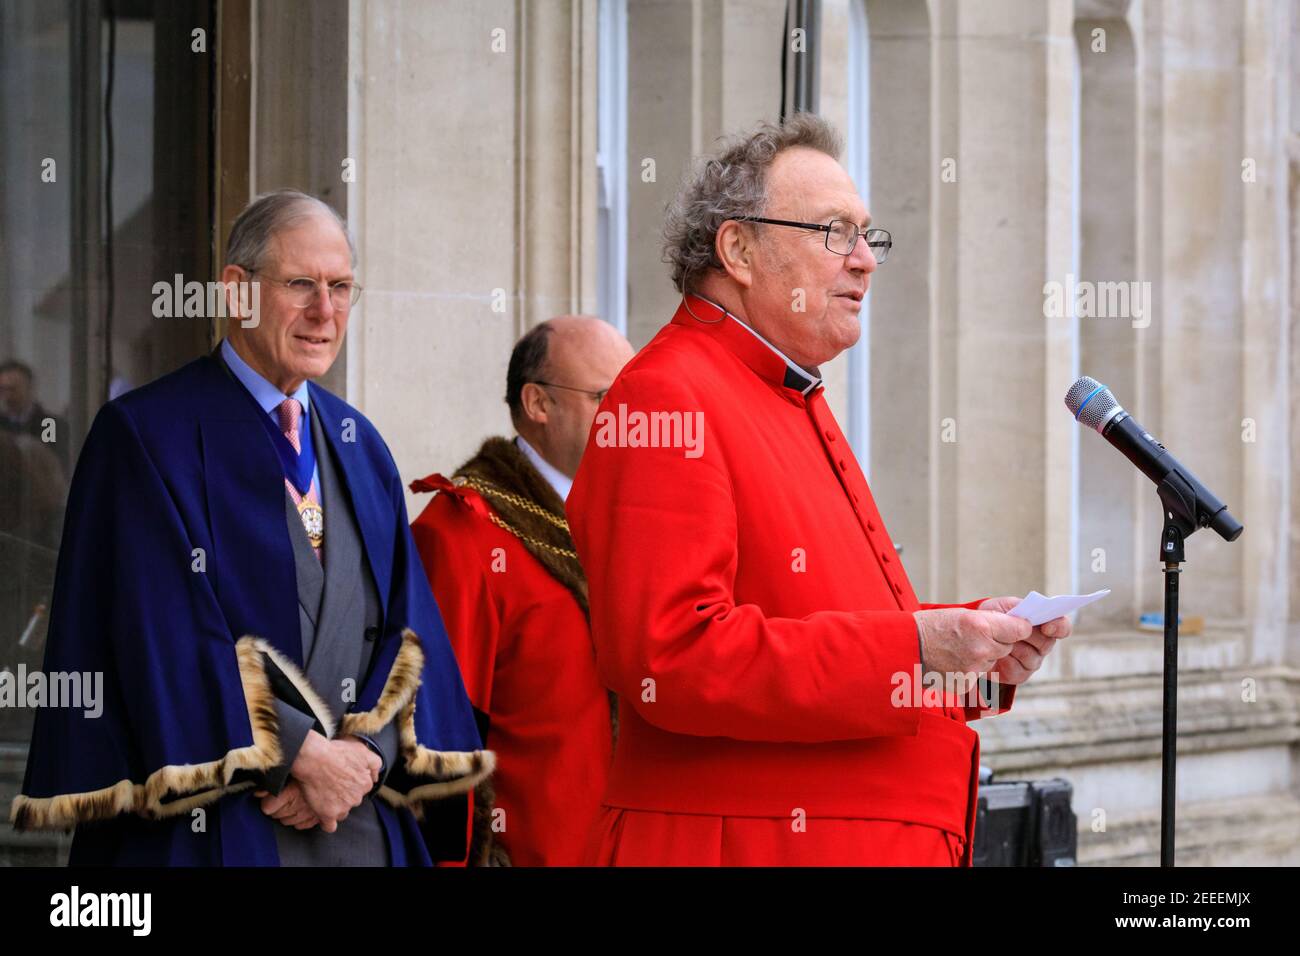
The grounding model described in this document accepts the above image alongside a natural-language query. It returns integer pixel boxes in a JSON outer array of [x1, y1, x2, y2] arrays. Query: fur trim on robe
[[10, 629, 493, 831]]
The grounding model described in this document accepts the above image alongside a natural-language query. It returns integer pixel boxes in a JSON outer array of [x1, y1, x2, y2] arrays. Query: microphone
[[1065, 376, 1243, 543]]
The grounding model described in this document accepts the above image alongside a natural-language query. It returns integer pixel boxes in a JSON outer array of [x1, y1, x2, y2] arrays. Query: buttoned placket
[[802, 386, 911, 611]]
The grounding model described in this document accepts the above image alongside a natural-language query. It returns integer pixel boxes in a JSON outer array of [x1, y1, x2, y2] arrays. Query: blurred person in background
[[411, 316, 634, 865]]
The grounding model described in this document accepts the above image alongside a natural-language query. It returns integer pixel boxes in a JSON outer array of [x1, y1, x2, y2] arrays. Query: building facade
[[1, 0, 1297, 865]]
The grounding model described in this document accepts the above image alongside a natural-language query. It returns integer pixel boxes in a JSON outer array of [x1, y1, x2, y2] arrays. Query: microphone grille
[[1065, 376, 1122, 432]]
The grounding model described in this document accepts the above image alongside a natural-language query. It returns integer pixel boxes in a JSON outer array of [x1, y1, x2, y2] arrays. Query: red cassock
[[410, 477, 613, 866], [566, 295, 1015, 867]]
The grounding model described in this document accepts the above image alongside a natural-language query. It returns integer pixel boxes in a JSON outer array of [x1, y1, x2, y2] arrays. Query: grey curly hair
[[663, 113, 844, 294]]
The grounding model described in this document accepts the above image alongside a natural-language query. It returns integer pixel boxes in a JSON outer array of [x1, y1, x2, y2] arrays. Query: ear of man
[[519, 381, 551, 426], [715, 219, 757, 289], [220, 264, 247, 321]]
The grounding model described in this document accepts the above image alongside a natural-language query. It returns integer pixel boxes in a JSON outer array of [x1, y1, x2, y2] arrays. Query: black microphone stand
[[1155, 471, 1200, 867]]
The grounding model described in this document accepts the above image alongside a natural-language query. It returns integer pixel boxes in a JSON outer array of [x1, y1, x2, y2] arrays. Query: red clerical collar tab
[[672, 295, 823, 396]]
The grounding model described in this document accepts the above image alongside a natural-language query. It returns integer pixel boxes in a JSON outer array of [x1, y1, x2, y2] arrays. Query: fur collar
[[452, 436, 589, 615]]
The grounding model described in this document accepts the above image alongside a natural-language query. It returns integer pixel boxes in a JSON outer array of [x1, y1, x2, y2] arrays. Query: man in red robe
[[411, 316, 634, 864], [566, 114, 1072, 866]]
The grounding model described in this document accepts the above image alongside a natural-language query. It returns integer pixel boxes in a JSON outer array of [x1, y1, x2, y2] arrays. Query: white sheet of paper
[[1006, 589, 1110, 627]]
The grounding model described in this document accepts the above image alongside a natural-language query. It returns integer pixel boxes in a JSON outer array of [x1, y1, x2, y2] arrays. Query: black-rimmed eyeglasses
[[732, 217, 891, 263]]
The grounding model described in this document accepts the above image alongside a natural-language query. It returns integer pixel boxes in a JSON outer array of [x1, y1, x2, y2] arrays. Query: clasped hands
[[253, 731, 381, 832]]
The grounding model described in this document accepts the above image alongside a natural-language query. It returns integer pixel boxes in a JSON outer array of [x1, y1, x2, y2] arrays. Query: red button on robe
[[410, 476, 613, 866], [566, 295, 1015, 867]]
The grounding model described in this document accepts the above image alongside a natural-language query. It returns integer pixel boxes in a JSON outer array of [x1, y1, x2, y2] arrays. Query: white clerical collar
[[515, 435, 572, 501]]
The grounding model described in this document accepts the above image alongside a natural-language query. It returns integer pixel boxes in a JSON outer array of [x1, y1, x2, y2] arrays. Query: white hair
[[224, 189, 356, 272]]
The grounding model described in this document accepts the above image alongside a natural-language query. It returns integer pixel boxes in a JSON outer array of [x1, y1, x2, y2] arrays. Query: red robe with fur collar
[[566, 295, 1014, 866], [410, 470, 613, 866]]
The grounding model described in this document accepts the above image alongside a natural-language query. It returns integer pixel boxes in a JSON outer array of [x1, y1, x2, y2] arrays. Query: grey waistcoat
[[269, 406, 396, 866]]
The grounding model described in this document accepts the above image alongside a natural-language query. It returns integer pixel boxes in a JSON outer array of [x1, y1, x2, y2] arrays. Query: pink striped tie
[[277, 398, 324, 561]]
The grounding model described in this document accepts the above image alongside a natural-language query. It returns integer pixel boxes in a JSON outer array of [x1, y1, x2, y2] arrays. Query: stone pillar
[[1074, 10, 1140, 630], [930, 0, 1078, 602], [625, 0, 789, 349], [1239, 0, 1293, 669], [252, 0, 350, 396], [861, 0, 933, 594], [1289, 0, 1300, 673], [343, 0, 598, 511], [818, 0, 852, 432], [1154, 0, 1246, 628]]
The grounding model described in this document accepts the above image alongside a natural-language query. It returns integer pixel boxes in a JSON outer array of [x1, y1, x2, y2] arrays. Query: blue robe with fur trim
[[12, 353, 491, 865]]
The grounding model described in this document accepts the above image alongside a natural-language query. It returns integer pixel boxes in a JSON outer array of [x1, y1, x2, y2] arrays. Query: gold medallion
[[298, 499, 324, 548]]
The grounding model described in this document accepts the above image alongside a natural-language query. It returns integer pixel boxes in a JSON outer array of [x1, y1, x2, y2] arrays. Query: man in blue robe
[[10, 189, 493, 865]]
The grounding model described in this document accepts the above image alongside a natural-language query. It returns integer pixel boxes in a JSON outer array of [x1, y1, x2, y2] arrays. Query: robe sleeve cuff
[[11, 630, 494, 832], [340, 629, 495, 818], [917, 597, 990, 611], [265, 699, 317, 795], [962, 679, 1016, 721], [9, 636, 303, 831]]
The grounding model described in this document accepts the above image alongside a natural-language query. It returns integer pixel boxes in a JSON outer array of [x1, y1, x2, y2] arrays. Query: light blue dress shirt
[[220, 340, 388, 772], [220, 338, 321, 493]]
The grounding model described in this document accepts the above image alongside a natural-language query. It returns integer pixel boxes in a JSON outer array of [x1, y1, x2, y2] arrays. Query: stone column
[[861, 0, 934, 594], [1074, 9, 1140, 629], [930, 0, 1078, 602], [1289, 0, 1300, 673], [343, 0, 598, 510], [1154, 0, 1246, 627], [625, 0, 790, 349], [1239, 0, 1293, 669], [253, 0, 350, 395]]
